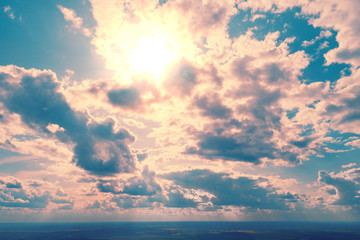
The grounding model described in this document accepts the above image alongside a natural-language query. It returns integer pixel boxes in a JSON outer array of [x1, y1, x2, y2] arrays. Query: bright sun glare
[[130, 35, 178, 78]]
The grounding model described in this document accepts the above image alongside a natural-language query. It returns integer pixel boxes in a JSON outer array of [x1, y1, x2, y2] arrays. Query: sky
[[0, 0, 360, 222]]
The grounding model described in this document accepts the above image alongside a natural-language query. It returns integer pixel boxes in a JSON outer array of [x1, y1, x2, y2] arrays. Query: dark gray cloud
[[0, 66, 137, 176], [164, 190, 198, 208], [50, 197, 73, 204], [29, 182, 42, 187], [231, 57, 287, 128], [264, 63, 288, 82], [73, 120, 136, 176], [337, 48, 360, 60], [93, 168, 299, 211], [136, 153, 148, 162], [50, 196, 74, 204], [58, 204, 73, 210], [111, 195, 152, 209], [325, 94, 360, 125], [231, 57, 289, 84], [162, 169, 298, 209], [0, 192, 49, 208], [186, 119, 298, 164], [194, 94, 232, 119], [78, 177, 97, 183], [97, 167, 161, 196], [0, 72, 81, 133], [290, 137, 314, 148], [0, 158, 47, 174], [237, 88, 281, 126], [1, 179, 74, 210], [186, 132, 270, 163], [318, 170, 360, 207], [107, 87, 141, 108], [89, 120, 135, 143], [341, 112, 360, 123], [5, 181, 22, 189], [339, 95, 360, 124], [326, 188, 337, 195], [0, 181, 49, 208]]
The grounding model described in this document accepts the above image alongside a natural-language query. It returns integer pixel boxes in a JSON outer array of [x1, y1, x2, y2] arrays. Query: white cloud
[[302, 0, 360, 67], [342, 163, 357, 168], [46, 123, 65, 133], [3, 5, 15, 20], [57, 5, 91, 37]]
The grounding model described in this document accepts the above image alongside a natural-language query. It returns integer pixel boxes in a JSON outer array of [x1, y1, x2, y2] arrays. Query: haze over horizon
[[1, 0, 360, 222]]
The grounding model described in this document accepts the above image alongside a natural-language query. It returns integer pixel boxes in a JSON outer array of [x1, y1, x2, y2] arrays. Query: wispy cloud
[[57, 5, 91, 37]]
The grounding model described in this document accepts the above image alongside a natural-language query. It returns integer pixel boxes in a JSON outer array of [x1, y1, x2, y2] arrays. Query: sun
[[129, 35, 178, 78]]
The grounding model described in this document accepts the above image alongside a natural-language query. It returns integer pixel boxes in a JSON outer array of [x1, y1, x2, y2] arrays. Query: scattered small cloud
[[342, 163, 357, 168], [3, 5, 15, 20], [57, 5, 91, 37]]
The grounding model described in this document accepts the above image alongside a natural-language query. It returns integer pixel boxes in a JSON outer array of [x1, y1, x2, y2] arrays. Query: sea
[[0, 221, 359, 239]]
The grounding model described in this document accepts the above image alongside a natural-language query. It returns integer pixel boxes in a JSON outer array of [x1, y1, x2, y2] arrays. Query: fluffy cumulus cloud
[[318, 168, 360, 209], [0, 177, 48, 209], [0, 65, 137, 176], [162, 169, 299, 210], [1, 0, 360, 221], [97, 167, 161, 196]]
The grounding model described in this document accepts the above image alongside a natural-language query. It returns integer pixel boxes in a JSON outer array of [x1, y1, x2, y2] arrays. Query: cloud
[[111, 195, 153, 209], [0, 65, 137, 176], [302, 30, 332, 47], [107, 87, 141, 108], [3, 5, 15, 20], [185, 124, 272, 164], [89, 0, 236, 77], [318, 69, 360, 135], [163, 60, 198, 97], [178, 33, 313, 166], [193, 94, 232, 119], [318, 168, 360, 208], [234, 0, 360, 67], [5, 180, 22, 189], [97, 167, 161, 196], [0, 178, 49, 209], [122, 118, 146, 129], [185, 117, 299, 164], [105, 79, 164, 112], [48, 189, 74, 208], [162, 169, 298, 210], [301, 0, 360, 67], [86, 200, 101, 209], [164, 190, 199, 208], [57, 5, 91, 37], [236, 0, 302, 13], [78, 177, 97, 183], [46, 123, 65, 133], [85, 0, 322, 170], [2, 0, 360, 221], [342, 163, 357, 168], [290, 137, 314, 149]]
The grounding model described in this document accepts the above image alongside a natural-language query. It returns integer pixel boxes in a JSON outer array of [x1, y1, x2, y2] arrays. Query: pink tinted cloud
[[57, 5, 92, 37]]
